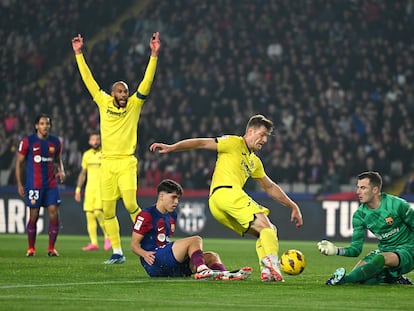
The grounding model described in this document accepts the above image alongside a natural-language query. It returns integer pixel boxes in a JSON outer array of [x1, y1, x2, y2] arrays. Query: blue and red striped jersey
[[133, 205, 177, 251], [18, 133, 62, 189]]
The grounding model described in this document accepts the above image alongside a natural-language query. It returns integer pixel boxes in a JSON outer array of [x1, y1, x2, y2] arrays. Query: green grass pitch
[[0, 234, 412, 310]]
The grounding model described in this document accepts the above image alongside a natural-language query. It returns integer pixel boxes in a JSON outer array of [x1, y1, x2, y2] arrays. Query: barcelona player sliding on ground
[[131, 179, 252, 280]]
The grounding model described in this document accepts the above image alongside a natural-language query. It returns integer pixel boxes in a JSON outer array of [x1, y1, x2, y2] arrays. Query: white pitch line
[[0, 279, 190, 289]]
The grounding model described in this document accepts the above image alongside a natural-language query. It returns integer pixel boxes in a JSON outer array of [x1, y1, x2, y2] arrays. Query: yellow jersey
[[210, 135, 266, 194], [75, 54, 158, 158], [81, 148, 102, 192]]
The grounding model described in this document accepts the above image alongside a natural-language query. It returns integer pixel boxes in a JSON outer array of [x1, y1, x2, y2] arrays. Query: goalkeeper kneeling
[[317, 171, 414, 285]]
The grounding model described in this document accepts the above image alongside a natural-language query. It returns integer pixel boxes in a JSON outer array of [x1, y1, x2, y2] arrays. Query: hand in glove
[[317, 240, 338, 256]]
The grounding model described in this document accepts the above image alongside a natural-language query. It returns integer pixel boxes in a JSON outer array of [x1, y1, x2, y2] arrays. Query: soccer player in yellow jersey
[[74, 132, 110, 252], [150, 114, 303, 282], [72, 32, 161, 264]]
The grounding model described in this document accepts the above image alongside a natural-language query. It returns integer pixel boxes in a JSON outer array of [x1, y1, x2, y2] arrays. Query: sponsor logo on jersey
[[34, 155, 54, 163], [106, 108, 127, 117], [157, 233, 166, 242]]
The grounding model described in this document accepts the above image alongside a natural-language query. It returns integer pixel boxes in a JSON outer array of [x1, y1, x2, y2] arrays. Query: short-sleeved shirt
[[81, 148, 102, 192], [210, 135, 266, 194], [18, 133, 62, 207], [75, 54, 157, 158], [133, 205, 191, 277], [18, 133, 62, 189]]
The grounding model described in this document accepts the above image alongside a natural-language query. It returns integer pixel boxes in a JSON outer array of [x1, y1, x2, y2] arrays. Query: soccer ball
[[279, 249, 306, 275]]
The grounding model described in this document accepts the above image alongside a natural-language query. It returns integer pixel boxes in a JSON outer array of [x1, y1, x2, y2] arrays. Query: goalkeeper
[[318, 171, 414, 285]]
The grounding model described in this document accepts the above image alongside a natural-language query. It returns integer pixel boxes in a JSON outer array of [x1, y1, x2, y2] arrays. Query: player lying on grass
[[318, 171, 414, 285], [131, 179, 252, 280]]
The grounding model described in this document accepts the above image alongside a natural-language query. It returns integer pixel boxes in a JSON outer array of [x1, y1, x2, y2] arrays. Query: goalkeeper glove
[[317, 240, 340, 256]]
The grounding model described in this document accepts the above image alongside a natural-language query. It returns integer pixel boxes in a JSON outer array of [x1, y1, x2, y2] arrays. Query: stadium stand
[[1, 0, 414, 194]]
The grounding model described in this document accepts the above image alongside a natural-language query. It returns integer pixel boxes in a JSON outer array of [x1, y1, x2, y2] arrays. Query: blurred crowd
[[1, 0, 414, 193]]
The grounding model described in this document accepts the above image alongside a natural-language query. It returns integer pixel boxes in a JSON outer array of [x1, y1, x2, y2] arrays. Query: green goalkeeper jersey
[[344, 193, 414, 257]]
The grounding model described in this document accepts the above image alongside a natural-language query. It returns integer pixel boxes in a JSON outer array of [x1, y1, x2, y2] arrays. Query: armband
[[75, 187, 81, 194]]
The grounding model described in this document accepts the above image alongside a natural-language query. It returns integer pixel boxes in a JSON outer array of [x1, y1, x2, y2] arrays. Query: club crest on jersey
[[385, 216, 394, 226], [177, 202, 207, 235], [49, 146, 55, 153]]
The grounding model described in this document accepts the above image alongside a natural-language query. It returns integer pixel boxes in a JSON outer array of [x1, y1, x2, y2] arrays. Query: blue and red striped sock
[[190, 249, 206, 270], [27, 220, 37, 249], [48, 219, 60, 250], [209, 263, 226, 271]]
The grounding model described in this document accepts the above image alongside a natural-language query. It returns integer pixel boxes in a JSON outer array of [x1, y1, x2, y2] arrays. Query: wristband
[[337, 247, 344, 256], [75, 187, 81, 194]]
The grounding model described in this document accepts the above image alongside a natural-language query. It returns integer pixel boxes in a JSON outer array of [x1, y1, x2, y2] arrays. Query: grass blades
[[0, 235, 413, 310]]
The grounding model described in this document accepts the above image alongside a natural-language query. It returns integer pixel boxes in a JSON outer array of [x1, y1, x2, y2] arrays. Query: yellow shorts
[[83, 187, 102, 212], [208, 187, 269, 236], [101, 156, 138, 201]]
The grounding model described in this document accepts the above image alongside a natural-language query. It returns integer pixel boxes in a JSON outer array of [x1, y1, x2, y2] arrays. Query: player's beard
[[114, 96, 127, 108], [38, 128, 50, 138]]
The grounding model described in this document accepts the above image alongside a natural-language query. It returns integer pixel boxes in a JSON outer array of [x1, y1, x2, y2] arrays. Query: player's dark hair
[[157, 179, 183, 196], [89, 131, 100, 137], [246, 114, 274, 134], [358, 171, 382, 191], [34, 113, 52, 132]]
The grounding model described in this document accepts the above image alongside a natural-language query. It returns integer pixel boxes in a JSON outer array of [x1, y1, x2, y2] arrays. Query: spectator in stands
[[404, 174, 414, 194], [2, 0, 414, 193]]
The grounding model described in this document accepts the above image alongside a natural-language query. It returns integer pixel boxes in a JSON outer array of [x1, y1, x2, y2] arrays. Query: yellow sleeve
[[251, 155, 266, 179], [136, 56, 158, 96], [75, 53, 101, 99]]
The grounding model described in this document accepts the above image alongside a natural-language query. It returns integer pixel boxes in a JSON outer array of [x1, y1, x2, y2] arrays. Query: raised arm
[[72, 34, 101, 98], [137, 32, 161, 96], [149, 138, 217, 154]]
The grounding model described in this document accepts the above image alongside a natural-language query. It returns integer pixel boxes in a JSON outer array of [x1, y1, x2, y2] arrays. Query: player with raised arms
[[72, 32, 161, 264]]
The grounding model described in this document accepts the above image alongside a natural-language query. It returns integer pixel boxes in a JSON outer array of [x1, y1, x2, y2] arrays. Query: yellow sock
[[94, 209, 108, 238], [103, 200, 121, 250], [104, 216, 121, 249], [256, 238, 267, 268], [260, 227, 279, 256], [130, 207, 141, 223], [121, 189, 142, 223], [85, 211, 98, 245]]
